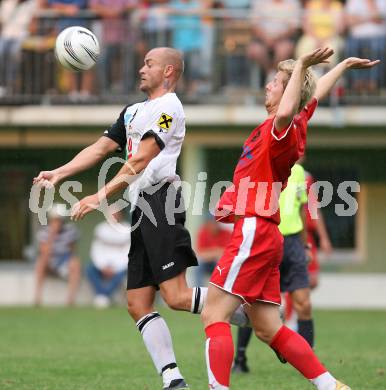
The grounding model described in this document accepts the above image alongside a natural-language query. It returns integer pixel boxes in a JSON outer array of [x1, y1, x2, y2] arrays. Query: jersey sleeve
[[103, 105, 128, 152], [141, 98, 185, 150], [270, 97, 318, 160], [214, 185, 236, 223], [271, 97, 318, 141]]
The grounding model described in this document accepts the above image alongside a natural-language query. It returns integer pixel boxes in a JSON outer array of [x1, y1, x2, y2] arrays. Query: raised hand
[[299, 47, 334, 68], [344, 57, 380, 69], [71, 193, 100, 221], [33, 170, 61, 189]]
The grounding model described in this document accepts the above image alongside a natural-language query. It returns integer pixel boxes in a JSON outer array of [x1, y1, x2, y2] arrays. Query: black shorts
[[127, 182, 198, 290], [279, 233, 309, 293]]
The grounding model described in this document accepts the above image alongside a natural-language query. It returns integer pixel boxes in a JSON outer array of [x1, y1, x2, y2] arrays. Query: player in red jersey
[[201, 48, 379, 390]]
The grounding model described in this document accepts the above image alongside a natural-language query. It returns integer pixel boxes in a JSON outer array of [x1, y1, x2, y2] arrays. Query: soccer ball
[[55, 26, 100, 72]]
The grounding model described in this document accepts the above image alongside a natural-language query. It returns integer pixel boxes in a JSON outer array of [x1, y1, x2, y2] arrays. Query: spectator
[[48, 0, 94, 100], [345, 0, 386, 94], [141, 0, 171, 49], [0, 0, 39, 96], [169, 0, 205, 97], [34, 203, 81, 306], [21, 0, 57, 97], [296, 0, 344, 70], [195, 216, 232, 286], [197, 0, 221, 94], [247, 0, 301, 83], [89, 0, 139, 95], [86, 208, 130, 308]]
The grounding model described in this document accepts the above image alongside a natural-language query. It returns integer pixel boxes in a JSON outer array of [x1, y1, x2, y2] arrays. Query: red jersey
[[216, 98, 318, 225], [197, 224, 232, 252]]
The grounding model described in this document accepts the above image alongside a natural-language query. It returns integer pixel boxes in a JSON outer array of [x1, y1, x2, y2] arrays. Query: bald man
[[34, 47, 198, 389]]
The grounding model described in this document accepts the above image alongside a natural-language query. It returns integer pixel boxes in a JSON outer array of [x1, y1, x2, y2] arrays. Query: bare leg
[[247, 302, 336, 389], [127, 286, 156, 321], [34, 256, 49, 306], [291, 287, 312, 320], [159, 270, 194, 311], [67, 256, 81, 305]]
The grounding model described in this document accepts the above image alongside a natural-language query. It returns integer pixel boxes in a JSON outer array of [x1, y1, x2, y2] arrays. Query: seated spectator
[[296, 0, 344, 71], [34, 203, 81, 306], [168, 0, 205, 98], [141, 0, 171, 49], [21, 1, 57, 97], [195, 216, 232, 286], [247, 0, 301, 83], [86, 208, 130, 308], [0, 0, 39, 97], [48, 0, 94, 100], [345, 0, 386, 94], [89, 0, 139, 95]]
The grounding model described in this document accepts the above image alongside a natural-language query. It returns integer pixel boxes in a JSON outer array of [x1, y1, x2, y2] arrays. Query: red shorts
[[210, 216, 284, 305]]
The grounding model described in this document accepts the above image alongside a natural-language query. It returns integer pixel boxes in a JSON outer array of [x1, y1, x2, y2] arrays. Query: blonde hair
[[277, 59, 316, 112]]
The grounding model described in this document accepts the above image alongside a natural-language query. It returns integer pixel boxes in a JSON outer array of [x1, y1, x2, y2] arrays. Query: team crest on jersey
[[157, 113, 173, 132]]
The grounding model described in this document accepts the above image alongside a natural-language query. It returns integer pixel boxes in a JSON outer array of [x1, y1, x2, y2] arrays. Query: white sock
[[311, 372, 337, 390], [136, 312, 183, 386], [191, 287, 207, 313]]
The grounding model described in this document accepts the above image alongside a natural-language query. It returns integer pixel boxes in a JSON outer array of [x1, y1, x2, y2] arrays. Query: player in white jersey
[[33, 47, 208, 390]]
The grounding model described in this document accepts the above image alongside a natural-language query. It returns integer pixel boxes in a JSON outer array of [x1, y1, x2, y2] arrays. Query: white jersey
[[104, 92, 185, 205], [90, 221, 131, 273]]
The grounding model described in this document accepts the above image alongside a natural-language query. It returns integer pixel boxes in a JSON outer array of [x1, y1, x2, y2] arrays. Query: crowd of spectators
[[0, 0, 385, 102]]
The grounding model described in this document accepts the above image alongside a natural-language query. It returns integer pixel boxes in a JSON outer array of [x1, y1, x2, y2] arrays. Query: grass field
[[0, 307, 385, 389]]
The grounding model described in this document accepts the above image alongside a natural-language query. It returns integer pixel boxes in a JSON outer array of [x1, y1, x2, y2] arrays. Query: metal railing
[[0, 8, 385, 106]]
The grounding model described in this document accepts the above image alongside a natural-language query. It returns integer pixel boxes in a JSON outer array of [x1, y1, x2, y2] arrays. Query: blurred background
[[0, 0, 385, 308]]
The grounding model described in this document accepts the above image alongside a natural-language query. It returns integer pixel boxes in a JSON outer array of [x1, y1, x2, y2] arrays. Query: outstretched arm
[[314, 57, 380, 101], [33, 137, 119, 188], [275, 47, 334, 131], [71, 137, 161, 221]]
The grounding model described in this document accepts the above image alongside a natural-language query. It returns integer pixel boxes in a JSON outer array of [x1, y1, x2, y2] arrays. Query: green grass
[[0, 308, 385, 389]]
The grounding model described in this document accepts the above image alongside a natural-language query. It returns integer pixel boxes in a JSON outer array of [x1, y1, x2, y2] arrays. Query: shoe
[[273, 349, 287, 364], [232, 358, 250, 373], [93, 295, 110, 309], [335, 381, 351, 390], [163, 378, 189, 389]]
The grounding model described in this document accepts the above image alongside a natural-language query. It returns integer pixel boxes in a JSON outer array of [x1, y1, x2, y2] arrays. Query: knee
[[253, 326, 276, 344], [294, 297, 312, 317], [275, 41, 294, 60], [247, 43, 266, 61], [127, 299, 147, 321], [162, 292, 186, 311]]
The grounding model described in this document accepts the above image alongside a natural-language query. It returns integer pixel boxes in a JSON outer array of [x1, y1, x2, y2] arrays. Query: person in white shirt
[[86, 208, 130, 308], [345, 0, 386, 93]]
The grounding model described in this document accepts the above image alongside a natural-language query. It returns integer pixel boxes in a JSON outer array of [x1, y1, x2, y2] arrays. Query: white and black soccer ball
[[55, 26, 100, 72]]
